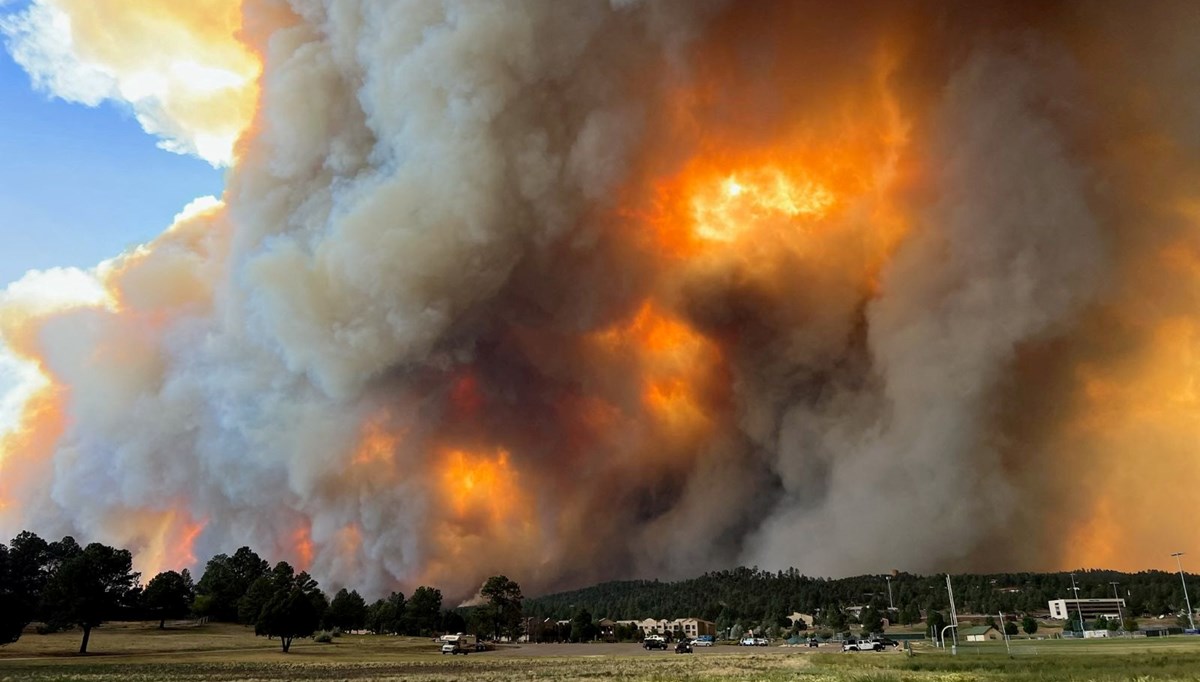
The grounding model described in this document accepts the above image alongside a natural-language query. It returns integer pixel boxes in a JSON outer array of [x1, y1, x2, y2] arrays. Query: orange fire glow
[[591, 300, 723, 434], [440, 448, 526, 524], [291, 523, 314, 570], [690, 167, 835, 242], [352, 412, 402, 467]]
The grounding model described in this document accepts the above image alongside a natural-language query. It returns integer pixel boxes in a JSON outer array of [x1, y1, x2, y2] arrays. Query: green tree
[[0, 543, 32, 645], [480, 575, 523, 640], [860, 605, 883, 635], [899, 602, 920, 626], [570, 608, 597, 642], [366, 592, 405, 634], [926, 610, 947, 641], [142, 569, 195, 629], [1123, 617, 1138, 632], [1004, 621, 1019, 636], [825, 606, 847, 631], [327, 588, 368, 631], [42, 541, 139, 654], [1021, 616, 1038, 635], [257, 585, 320, 653], [442, 610, 466, 634], [241, 562, 295, 626], [405, 586, 442, 636], [195, 547, 268, 622]]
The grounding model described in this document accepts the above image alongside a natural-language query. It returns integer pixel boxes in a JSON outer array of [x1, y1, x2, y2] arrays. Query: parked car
[[739, 637, 757, 646], [691, 637, 715, 647], [808, 637, 820, 647], [870, 636, 899, 649], [675, 640, 693, 654], [842, 639, 882, 652], [643, 637, 668, 650], [753, 637, 768, 646], [441, 642, 469, 655]]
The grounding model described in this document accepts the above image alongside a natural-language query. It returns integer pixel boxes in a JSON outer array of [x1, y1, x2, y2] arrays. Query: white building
[[1048, 598, 1125, 621]]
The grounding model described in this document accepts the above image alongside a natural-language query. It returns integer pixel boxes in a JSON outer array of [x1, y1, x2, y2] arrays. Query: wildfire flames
[[2, 0, 1199, 599]]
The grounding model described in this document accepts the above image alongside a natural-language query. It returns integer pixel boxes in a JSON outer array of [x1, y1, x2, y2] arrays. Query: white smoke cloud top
[[1, 0, 258, 166]]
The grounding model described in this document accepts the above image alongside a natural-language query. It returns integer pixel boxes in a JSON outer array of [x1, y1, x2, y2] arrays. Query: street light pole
[[1070, 573, 1086, 636], [886, 576, 894, 611], [1110, 581, 1124, 635], [1172, 552, 1196, 631]]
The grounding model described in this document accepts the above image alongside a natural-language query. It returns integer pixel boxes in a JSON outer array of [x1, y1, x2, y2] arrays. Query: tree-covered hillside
[[524, 566, 1196, 633]]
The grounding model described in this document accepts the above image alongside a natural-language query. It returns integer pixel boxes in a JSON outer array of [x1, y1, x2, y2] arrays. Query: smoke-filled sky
[[2, 0, 1199, 602]]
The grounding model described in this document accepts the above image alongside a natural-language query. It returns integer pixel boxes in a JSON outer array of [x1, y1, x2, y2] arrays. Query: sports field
[[2, 623, 1199, 681]]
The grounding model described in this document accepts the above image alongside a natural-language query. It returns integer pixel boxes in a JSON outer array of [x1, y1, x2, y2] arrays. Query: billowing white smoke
[[3, 0, 1199, 600]]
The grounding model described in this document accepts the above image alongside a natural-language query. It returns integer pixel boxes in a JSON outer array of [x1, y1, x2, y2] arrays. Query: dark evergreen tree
[[142, 569, 195, 629], [405, 586, 442, 636], [327, 588, 368, 631], [195, 546, 268, 622], [41, 541, 139, 654], [480, 575, 523, 640]]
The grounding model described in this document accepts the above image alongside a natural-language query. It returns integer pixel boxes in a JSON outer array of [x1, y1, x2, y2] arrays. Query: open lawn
[[3, 623, 1200, 681]]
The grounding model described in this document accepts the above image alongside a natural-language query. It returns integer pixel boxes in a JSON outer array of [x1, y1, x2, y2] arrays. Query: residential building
[[1048, 598, 1126, 621]]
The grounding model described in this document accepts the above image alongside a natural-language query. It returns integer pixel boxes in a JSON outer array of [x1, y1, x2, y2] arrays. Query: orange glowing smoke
[[291, 523, 315, 570], [352, 412, 402, 467], [130, 510, 206, 577], [441, 448, 525, 524], [0, 386, 67, 527], [592, 301, 724, 436]]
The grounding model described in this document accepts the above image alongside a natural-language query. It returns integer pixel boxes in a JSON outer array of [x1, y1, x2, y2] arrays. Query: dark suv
[[675, 640, 693, 654], [643, 638, 667, 650]]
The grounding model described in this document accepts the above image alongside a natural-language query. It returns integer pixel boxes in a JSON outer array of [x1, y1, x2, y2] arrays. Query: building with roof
[[1048, 598, 1125, 621], [961, 625, 1001, 642]]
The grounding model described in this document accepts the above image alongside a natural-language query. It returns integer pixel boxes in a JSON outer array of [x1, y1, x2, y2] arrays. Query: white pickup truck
[[841, 638, 883, 652]]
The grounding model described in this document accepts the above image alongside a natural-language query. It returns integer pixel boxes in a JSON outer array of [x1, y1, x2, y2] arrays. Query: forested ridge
[[524, 567, 1198, 627]]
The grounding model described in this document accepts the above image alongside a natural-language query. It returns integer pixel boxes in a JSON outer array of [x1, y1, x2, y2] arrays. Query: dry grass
[[3, 623, 1200, 681]]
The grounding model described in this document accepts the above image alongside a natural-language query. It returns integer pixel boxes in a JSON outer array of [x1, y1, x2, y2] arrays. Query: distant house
[[787, 612, 815, 628], [617, 617, 715, 639], [676, 618, 716, 639], [961, 626, 1000, 642]]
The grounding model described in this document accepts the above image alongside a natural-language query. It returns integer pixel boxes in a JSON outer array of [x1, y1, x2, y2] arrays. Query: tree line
[[524, 566, 1200, 638], [0, 530, 525, 654]]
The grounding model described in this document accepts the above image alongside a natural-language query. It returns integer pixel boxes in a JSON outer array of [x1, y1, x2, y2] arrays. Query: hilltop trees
[[41, 542, 139, 654], [142, 570, 195, 629]]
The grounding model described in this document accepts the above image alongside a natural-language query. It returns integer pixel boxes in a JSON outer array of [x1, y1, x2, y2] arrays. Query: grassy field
[[3, 623, 1200, 681]]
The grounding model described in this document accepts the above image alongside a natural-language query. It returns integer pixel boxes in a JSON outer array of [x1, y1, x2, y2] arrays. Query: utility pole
[[1110, 582, 1124, 636], [1172, 552, 1196, 631], [886, 575, 894, 611], [999, 611, 1011, 657], [1070, 573, 1086, 637], [945, 574, 959, 655]]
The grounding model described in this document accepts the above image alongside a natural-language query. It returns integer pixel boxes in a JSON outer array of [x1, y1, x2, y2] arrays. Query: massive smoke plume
[[2, 0, 1199, 599]]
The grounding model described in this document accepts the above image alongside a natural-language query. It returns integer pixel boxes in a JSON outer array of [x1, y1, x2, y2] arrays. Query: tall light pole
[[1172, 552, 1196, 631], [1110, 581, 1124, 636], [1070, 573, 1086, 635], [886, 575, 894, 611]]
